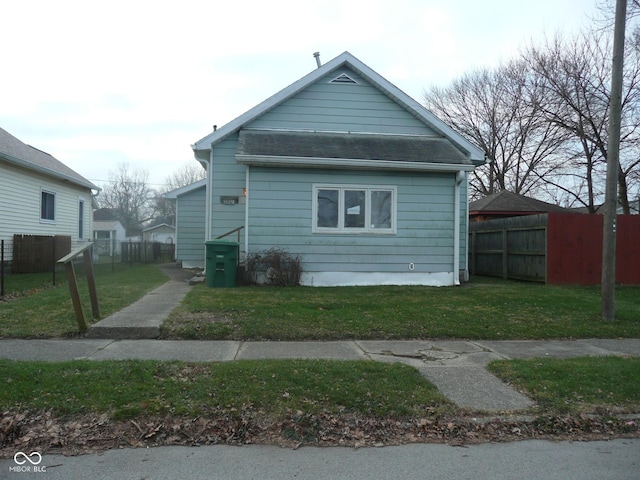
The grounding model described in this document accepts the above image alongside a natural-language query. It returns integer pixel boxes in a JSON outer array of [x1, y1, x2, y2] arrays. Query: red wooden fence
[[547, 213, 640, 285], [470, 213, 640, 285]]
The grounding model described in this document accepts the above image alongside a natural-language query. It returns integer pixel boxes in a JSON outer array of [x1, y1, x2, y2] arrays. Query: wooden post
[[83, 247, 100, 319], [52, 236, 56, 287], [58, 242, 100, 331], [602, 0, 627, 321], [64, 261, 87, 331]]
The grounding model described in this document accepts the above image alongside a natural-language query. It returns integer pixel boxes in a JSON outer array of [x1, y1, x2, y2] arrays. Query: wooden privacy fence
[[12, 234, 71, 273], [121, 241, 175, 264], [469, 212, 640, 285]]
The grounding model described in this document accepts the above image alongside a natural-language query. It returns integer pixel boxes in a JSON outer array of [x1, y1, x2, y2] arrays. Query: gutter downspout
[[245, 166, 250, 257], [463, 172, 470, 282], [202, 150, 213, 272], [453, 170, 465, 286]]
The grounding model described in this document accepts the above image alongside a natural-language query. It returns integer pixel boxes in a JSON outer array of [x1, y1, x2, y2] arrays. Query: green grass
[[0, 264, 168, 338], [0, 271, 59, 298], [488, 357, 640, 413], [0, 359, 451, 420], [161, 278, 640, 340]]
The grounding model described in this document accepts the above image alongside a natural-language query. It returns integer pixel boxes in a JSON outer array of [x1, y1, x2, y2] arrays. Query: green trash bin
[[205, 241, 239, 287]]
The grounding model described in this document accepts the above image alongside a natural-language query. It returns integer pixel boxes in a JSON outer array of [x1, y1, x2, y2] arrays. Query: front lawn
[[0, 359, 450, 420], [0, 264, 168, 338], [1, 357, 638, 453], [162, 278, 640, 340], [488, 357, 640, 413]]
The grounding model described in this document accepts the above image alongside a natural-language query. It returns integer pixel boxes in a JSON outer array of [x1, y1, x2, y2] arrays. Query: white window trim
[[312, 184, 397, 234], [40, 189, 56, 224]]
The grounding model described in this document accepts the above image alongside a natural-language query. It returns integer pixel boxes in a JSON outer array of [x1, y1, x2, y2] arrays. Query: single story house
[[469, 190, 574, 222], [164, 179, 206, 269], [188, 51, 485, 286], [93, 208, 127, 256], [0, 127, 98, 263]]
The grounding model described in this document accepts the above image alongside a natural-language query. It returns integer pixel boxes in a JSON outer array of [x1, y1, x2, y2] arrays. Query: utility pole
[[602, 0, 627, 321]]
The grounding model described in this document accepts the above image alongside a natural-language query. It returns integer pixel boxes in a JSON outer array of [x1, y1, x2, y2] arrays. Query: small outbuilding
[[142, 223, 176, 244], [469, 190, 573, 222]]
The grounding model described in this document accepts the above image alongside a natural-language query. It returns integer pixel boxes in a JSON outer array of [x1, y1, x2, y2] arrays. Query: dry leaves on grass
[[2, 409, 639, 456]]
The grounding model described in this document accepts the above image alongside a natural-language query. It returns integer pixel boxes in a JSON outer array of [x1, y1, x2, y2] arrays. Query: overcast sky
[[1, 0, 602, 190]]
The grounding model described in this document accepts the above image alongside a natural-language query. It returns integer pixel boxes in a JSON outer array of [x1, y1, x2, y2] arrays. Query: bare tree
[[163, 162, 206, 191], [524, 28, 640, 213], [98, 163, 155, 236], [153, 162, 206, 225], [424, 60, 568, 200]]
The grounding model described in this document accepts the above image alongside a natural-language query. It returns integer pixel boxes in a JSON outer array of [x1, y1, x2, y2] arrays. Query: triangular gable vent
[[330, 73, 358, 84]]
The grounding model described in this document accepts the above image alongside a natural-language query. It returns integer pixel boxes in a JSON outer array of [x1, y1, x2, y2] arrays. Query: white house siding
[[247, 67, 436, 136], [247, 167, 467, 286], [0, 161, 93, 261], [175, 185, 206, 268], [143, 225, 175, 243]]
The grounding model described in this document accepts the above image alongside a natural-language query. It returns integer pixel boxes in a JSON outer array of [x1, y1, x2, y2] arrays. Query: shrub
[[243, 248, 303, 286]]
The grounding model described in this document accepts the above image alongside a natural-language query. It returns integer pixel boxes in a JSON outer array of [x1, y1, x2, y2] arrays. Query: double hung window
[[41, 190, 55, 222], [313, 185, 396, 234]]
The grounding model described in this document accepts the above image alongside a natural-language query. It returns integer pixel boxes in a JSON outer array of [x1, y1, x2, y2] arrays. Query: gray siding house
[[165, 179, 206, 268], [190, 52, 485, 286]]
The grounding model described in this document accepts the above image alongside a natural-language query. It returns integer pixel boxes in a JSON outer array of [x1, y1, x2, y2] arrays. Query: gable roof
[[192, 51, 485, 165], [142, 223, 175, 233], [0, 127, 98, 190], [163, 178, 207, 199], [469, 190, 573, 214]]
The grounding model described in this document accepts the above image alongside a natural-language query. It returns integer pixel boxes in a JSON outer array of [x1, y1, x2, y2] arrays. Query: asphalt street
[[2, 439, 638, 480]]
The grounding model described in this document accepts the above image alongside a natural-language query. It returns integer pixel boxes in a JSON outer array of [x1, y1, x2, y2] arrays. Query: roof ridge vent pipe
[[313, 52, 321, 68]]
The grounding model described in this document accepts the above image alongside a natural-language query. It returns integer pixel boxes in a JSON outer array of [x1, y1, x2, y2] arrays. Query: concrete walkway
[[2, 337, 639, 413], [3, 263, 639, 413], [84, 263, 193, 339]]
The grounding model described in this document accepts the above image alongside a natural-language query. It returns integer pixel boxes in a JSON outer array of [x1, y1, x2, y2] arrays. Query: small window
[[329, 73, 358, 84], [344, 190, 365, 228], [317, 189, 339, 228], [78, 198, 85, 239], [41, 190, 55, 222], [313, 185, 396, 234]]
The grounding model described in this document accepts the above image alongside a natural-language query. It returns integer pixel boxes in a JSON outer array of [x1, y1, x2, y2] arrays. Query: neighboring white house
[[93, 208, 127, 257], [0, 127, 99, 262], [189, 52, 485, 286], [142, 223, 176, 244]]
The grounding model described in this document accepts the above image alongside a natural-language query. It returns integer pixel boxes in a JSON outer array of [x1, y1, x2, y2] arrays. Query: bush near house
[[241, 248, 303, 287]]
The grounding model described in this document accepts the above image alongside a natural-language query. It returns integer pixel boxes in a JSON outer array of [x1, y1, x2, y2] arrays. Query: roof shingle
[[237, 130, 472, 165], [0, 127, 97, 190]]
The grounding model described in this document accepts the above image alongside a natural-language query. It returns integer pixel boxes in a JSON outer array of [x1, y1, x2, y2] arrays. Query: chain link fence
[[1, 237, 175, 299]]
